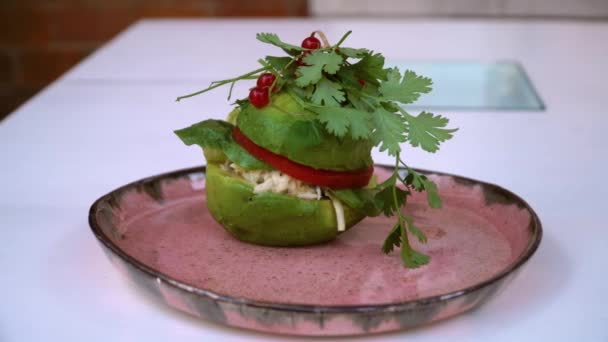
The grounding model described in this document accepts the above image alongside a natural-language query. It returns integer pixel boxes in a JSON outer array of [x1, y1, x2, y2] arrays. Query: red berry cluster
[[249, 34, 323, 108], [249, 73, 276, 108]]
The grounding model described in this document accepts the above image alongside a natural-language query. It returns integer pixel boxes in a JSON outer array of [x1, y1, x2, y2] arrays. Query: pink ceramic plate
[[89, 166, 541, 336]]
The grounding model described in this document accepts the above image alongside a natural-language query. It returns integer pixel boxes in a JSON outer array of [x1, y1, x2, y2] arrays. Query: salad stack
[[175, 31, 456, 268]]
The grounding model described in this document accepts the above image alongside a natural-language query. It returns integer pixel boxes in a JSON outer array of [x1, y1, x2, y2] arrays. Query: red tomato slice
[[233, 128, 373, 189]]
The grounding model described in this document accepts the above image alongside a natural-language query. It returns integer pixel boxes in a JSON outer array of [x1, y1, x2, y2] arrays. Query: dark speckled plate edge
[[88, 165, 542, 336]]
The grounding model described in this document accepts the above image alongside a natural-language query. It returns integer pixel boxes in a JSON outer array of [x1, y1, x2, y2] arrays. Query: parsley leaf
[[404, 111, 458, 153], [373, 174, 409, 215], [265, 56, 292, 71], [404, 168, 442, 208], [290, 84, 314, 100], [311, 77, 345, 107], [370, 107, 406, 156], [381, 214, 430, 268], [375, 164, 430, 267], [379, 68, 432, 104], [375, 185, 409, 216], [314, 109, 349, 137], [346, 52, 388, 83], [346, 90, 368, 112], [310, 106, 371, 140], [422, 178, 441, 209], [381, 101, 401, 113], [256, 33, 303, 56], [382, 223, 402, 253], [296, 50, 344, 87], [404, 216, 427, 243], [400, 239, 430, 268], [348, 110, 374, 140], [336, 68, 367, 99], [339, 47, 369, 58]]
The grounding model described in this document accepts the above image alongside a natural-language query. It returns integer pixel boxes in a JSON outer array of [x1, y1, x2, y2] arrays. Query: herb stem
[[313, 30, 331, 48], [394, 156, 410, 185], [257, 59, 272, 69], [359, 96, 378, 112], [333, 30, 352, 47], [397, 155, 412, 171], [391, 156, 404, 217], [283, 58, 296, 71], [286, 89, 307, 107], [227, 81, 236, 101], [176, 67, 267, 101], [400, 217, 412, 260], [390, 154, 421, 267], [391, 156, 404, 219]]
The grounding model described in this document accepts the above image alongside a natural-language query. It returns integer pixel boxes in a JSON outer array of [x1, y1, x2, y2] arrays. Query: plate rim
[[89, 165, 542, 314]]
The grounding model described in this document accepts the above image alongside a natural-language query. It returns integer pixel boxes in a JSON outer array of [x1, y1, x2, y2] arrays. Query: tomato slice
[[233, 127, 373, 189]]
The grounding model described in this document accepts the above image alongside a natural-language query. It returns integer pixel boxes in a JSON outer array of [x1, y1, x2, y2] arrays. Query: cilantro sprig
[[176, 30, 457, 268]]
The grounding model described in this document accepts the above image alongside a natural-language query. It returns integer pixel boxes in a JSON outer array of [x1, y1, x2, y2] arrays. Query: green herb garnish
[[176, 31, 457, 268]]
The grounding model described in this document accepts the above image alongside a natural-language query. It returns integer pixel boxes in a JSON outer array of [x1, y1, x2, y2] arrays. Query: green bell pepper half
[[236, 93, 373, 172], [205, 163, 366, 246]]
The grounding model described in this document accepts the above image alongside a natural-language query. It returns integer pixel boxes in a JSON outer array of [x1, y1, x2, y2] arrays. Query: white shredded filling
[[328, 195, 346, 232], [222, 162, 345, 230], [224, 162, 321, 200]]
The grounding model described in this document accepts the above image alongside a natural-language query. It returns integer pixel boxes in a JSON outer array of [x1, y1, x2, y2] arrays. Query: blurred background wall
[[0, 0, 307, 119], [2, 0, 607, 120], [311, 0, 608, 18]]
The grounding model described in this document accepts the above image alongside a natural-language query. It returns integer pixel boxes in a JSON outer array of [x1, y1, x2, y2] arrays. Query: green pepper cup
[[236, 93, 373, 172]]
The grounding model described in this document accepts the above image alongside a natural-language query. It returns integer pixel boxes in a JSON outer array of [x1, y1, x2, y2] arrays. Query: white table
[[2, 19, 607, 341]]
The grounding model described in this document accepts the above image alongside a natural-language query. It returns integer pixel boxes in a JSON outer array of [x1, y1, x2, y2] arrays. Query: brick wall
[[0, 0, 308, 118]]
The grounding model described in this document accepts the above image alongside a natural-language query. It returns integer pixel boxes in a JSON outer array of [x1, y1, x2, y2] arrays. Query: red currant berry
[[249, 87, 269, 108], [256, 73, 276, 88], [358, 79, 366, 86], [301, 36, 321, 50]]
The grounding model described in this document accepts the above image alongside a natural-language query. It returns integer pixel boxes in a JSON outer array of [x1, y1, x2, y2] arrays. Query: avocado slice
[[236, 93, 373, 171], [205, 163, 366, 246]]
